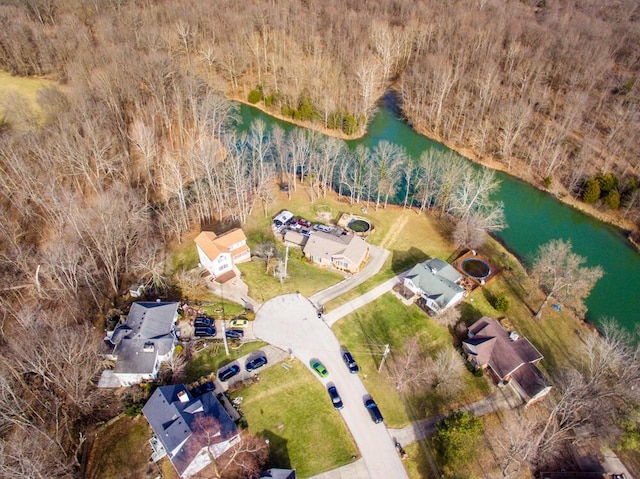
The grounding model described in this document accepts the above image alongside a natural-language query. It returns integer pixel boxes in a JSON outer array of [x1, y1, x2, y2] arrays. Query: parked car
[[297, 218, 311, 228], [364, 398, 383, 424], [327, 386, 344, 410], [194, 316, 214, 328], [194, 326, 216, 337], [245, 356, 268, 372], [217, 364, 241, 382], [313, 223, 332, 233], [225, 328, 244, 339], [342, 351, 359, 374], [193, 381, 215, 396], [310, 360, 328, 378], [229, 318, 249, 329]]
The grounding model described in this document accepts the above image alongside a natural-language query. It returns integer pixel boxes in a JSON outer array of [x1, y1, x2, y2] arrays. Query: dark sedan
[[194, 326, 216, 337], [327, 386, 344, 410], [364, 398, 383, 424], [225, 328, 244, 339], [217, 364, 241, 382], [245, 356, 268, 372]]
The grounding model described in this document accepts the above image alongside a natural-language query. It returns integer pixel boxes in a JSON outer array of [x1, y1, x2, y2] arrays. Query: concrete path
[[254, 294, 409, 479], [389, 385, 523, 445], [205, 266, 261, 311], [309, 245, 389, 308]]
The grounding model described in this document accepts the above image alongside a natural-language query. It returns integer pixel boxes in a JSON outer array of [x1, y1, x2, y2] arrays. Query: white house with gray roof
[[98, 301, 179, 387], [404, 258, 465, 314], [143, 385, 240, 478]]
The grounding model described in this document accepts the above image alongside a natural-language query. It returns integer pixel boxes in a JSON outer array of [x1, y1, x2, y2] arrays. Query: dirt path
[[378, 213, 409, 250]]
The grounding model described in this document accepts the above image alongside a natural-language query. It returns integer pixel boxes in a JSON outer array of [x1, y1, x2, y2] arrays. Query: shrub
[[543, 175, 552, 188], [433, 411, 482, 469], [604, 189, 620, 209], [597, 172, 618, 194], [582, 177, 601, 203], [264, 94, 274, 107], [493, 294, 510, 312], [281, 105, 294, 117], [248, 89, 262, 104], [327, 112, 343, 130]]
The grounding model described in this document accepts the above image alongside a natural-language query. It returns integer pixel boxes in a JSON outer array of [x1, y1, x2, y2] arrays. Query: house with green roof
[[403, 258, 465, 314]]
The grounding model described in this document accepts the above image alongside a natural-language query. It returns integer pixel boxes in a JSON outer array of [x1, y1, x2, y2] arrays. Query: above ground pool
[[461, 258, 491, 280], [347, 218, 372, 233]]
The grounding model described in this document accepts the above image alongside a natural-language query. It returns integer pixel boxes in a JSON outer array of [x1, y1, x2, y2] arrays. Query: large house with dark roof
[[462, 316, 551, 405], [143, 385, 240, 478], [403, 258, 465, 314], [99, 301, 179, 387], [195, 228, 251, 281], [303, 231, 369, 273]]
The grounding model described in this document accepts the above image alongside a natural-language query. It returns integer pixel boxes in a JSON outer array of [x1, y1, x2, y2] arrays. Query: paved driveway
[[254, 293, 409, 479]]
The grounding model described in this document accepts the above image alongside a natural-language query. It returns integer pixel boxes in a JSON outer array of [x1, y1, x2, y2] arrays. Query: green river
[[237, 102, 640, 333]]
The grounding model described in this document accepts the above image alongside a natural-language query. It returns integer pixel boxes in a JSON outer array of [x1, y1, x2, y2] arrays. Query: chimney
[[177, 390, 189, 403], [509, 331, 520, 342]]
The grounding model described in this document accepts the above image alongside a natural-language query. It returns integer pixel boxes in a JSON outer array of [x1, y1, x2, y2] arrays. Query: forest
[[0, 0, 639, 477]]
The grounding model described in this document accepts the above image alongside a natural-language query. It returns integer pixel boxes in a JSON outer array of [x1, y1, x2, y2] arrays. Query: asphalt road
[[254, 293, 409, 479]]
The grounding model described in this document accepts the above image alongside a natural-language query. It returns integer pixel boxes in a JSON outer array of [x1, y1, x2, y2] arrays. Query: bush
[[433, 411, 482, 469], [281, 105, 294, 117], [604, 189, 621, 209], [543, 175, 552, 188], [597, 172, 618, 194], [248, 89, 262, 104], [582, 177, 601, 203], [327, 112, 343, 130], [493, 294, 510, 312], [264, 94, 274, 107]]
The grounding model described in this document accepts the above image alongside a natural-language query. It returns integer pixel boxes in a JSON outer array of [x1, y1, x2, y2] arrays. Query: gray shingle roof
[[405, 259, 464, 309], [303, 231, 368, 270], [143, 385, 239, 477], [111, 302, 178, 375]]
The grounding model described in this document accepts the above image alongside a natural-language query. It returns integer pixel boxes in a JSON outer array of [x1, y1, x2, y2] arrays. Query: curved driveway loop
[[254, 293, 409, 479]]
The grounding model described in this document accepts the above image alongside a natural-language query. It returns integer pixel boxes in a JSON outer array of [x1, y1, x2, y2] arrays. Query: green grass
[[185, 341, 267, 383], [84, 416, 152, 479], [237, 246, 344, 301], [332, 293, 487, 425], [230, 361, 358, 478], [0, 70, 62, 128]]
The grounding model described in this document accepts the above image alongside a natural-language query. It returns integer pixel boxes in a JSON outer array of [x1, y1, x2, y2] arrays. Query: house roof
[[284, 230, 308, 247], [405, 259, 464, 309], [260, 469, 296, 479], [111, 302, 178, 375], [143, 385, 239, 477], [303, 231, 368, 268], [464, 316, 543, 380], [195, 229, 248, 262], [510, 362, 550, 402]]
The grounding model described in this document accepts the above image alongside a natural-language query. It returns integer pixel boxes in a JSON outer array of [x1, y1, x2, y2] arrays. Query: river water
[[237, 102, 640, 333]]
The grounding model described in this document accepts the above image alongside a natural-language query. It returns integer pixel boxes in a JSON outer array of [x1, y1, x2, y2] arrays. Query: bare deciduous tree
[[530, 239, 603, 318]]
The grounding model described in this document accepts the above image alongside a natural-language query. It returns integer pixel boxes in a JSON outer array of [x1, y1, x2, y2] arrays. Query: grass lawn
[[332, 293, 488, 426], [84, 416, 155, 479], [237, 245, 344, 300], [185, 340, 267, 383], [230, 361, 358, 478], [0, 70, 61, 127]]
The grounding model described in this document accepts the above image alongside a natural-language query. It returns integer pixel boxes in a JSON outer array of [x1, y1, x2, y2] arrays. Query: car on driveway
[[217, 364, 241, 382], [310, 360, 328, 378], [364, 398, 383, 424], [327, 386, 343, 409], [297, 218, 311, 228], [245, 356, 268, 372], [194, 326, 216, 337], [225, 328, 244, 339], [229, 318, 249, 329], [313, 223, 332, 233], [342, 351, 359, 374], [194, 316, 214, 327]]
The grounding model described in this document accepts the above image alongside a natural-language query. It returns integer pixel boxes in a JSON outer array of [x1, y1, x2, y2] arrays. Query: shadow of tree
[[391, 247, 430, 275], [258, 429, 291, 470]]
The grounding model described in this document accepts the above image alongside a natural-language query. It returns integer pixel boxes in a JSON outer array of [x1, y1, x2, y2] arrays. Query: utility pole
[[221, 282, 229, 356], [284, 244, 289, 280], [378, 344, 390, 373]]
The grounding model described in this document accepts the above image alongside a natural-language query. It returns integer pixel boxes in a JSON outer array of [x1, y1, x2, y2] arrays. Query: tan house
[[462, 316, 551, 405], [303, 231, 369, 273], [195, 228, 250, 280]]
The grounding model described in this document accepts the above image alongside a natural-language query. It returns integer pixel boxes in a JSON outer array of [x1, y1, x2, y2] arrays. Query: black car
[[245, 356, 268, 372], [342, 351, 359, 374], [327, 386, 344, 410], [217, 364, 241, 382], [194, 316, 214, 328], [225, 328, 244, 339], [364, 398, 383, 424], [194, 326, 216, 337]]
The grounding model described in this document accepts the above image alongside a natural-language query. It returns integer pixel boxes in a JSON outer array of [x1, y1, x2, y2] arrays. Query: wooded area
[[0, 0, 638, 477]]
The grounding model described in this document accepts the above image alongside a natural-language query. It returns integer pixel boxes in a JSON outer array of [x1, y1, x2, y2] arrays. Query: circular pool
[[462, 258, 491, 280], [347, 218, 372, 233]]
